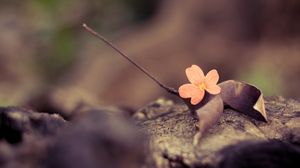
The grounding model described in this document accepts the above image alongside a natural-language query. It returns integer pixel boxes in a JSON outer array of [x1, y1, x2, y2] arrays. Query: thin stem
[[82, 23, 178, 95]]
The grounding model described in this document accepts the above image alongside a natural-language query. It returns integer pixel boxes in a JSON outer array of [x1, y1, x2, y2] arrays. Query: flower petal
[[190, 89, 205, 105], [205, 69, 219, 86], [206, 84, 221, 94], [185, 65, 205, 85], [179, 84, 199, 98]]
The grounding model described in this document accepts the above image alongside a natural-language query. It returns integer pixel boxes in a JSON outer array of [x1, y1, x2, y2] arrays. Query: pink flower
[[179, 65, 221, 105]]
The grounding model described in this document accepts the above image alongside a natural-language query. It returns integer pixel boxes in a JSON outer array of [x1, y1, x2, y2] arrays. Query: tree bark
[[0, 96, 299, 168], [134, 96, 300, 168]]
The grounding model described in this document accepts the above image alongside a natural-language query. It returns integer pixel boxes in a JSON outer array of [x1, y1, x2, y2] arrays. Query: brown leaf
[[181, 94, 224, 145], [172, 80, 266, 144], [219, 80, 267, 122]]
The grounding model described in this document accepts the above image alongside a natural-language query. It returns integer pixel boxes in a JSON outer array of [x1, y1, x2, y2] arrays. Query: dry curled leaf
[[181, 94, 223, 145], [219, 80, 267, 122], [174, 72, 267, 144], [177, 79, 267, 144]]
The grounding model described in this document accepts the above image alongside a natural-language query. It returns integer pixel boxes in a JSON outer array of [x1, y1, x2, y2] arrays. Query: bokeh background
[[0, 0, 300, 113]]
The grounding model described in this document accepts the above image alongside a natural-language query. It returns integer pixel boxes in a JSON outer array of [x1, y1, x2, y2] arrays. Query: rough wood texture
[[135, 97, 300, 168], [0, 96, 299, 168]]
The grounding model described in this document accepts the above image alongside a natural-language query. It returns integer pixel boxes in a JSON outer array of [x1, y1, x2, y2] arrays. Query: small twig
[[82, 23, 178, 95]]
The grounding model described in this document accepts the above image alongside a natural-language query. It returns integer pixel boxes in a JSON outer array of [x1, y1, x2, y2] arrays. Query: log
[[0, 96, 299, 168], [135, 96, 300, 168]]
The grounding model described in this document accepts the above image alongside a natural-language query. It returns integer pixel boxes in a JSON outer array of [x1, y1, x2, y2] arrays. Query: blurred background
[[0, 0, 300, 113]]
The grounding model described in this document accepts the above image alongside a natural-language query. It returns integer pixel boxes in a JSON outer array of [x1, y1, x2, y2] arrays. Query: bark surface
[[135, 96, 300, 168], [0, 96, 299, 168]]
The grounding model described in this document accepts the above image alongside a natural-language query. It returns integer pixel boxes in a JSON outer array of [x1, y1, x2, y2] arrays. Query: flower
[[179, 65, 221, 105]]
